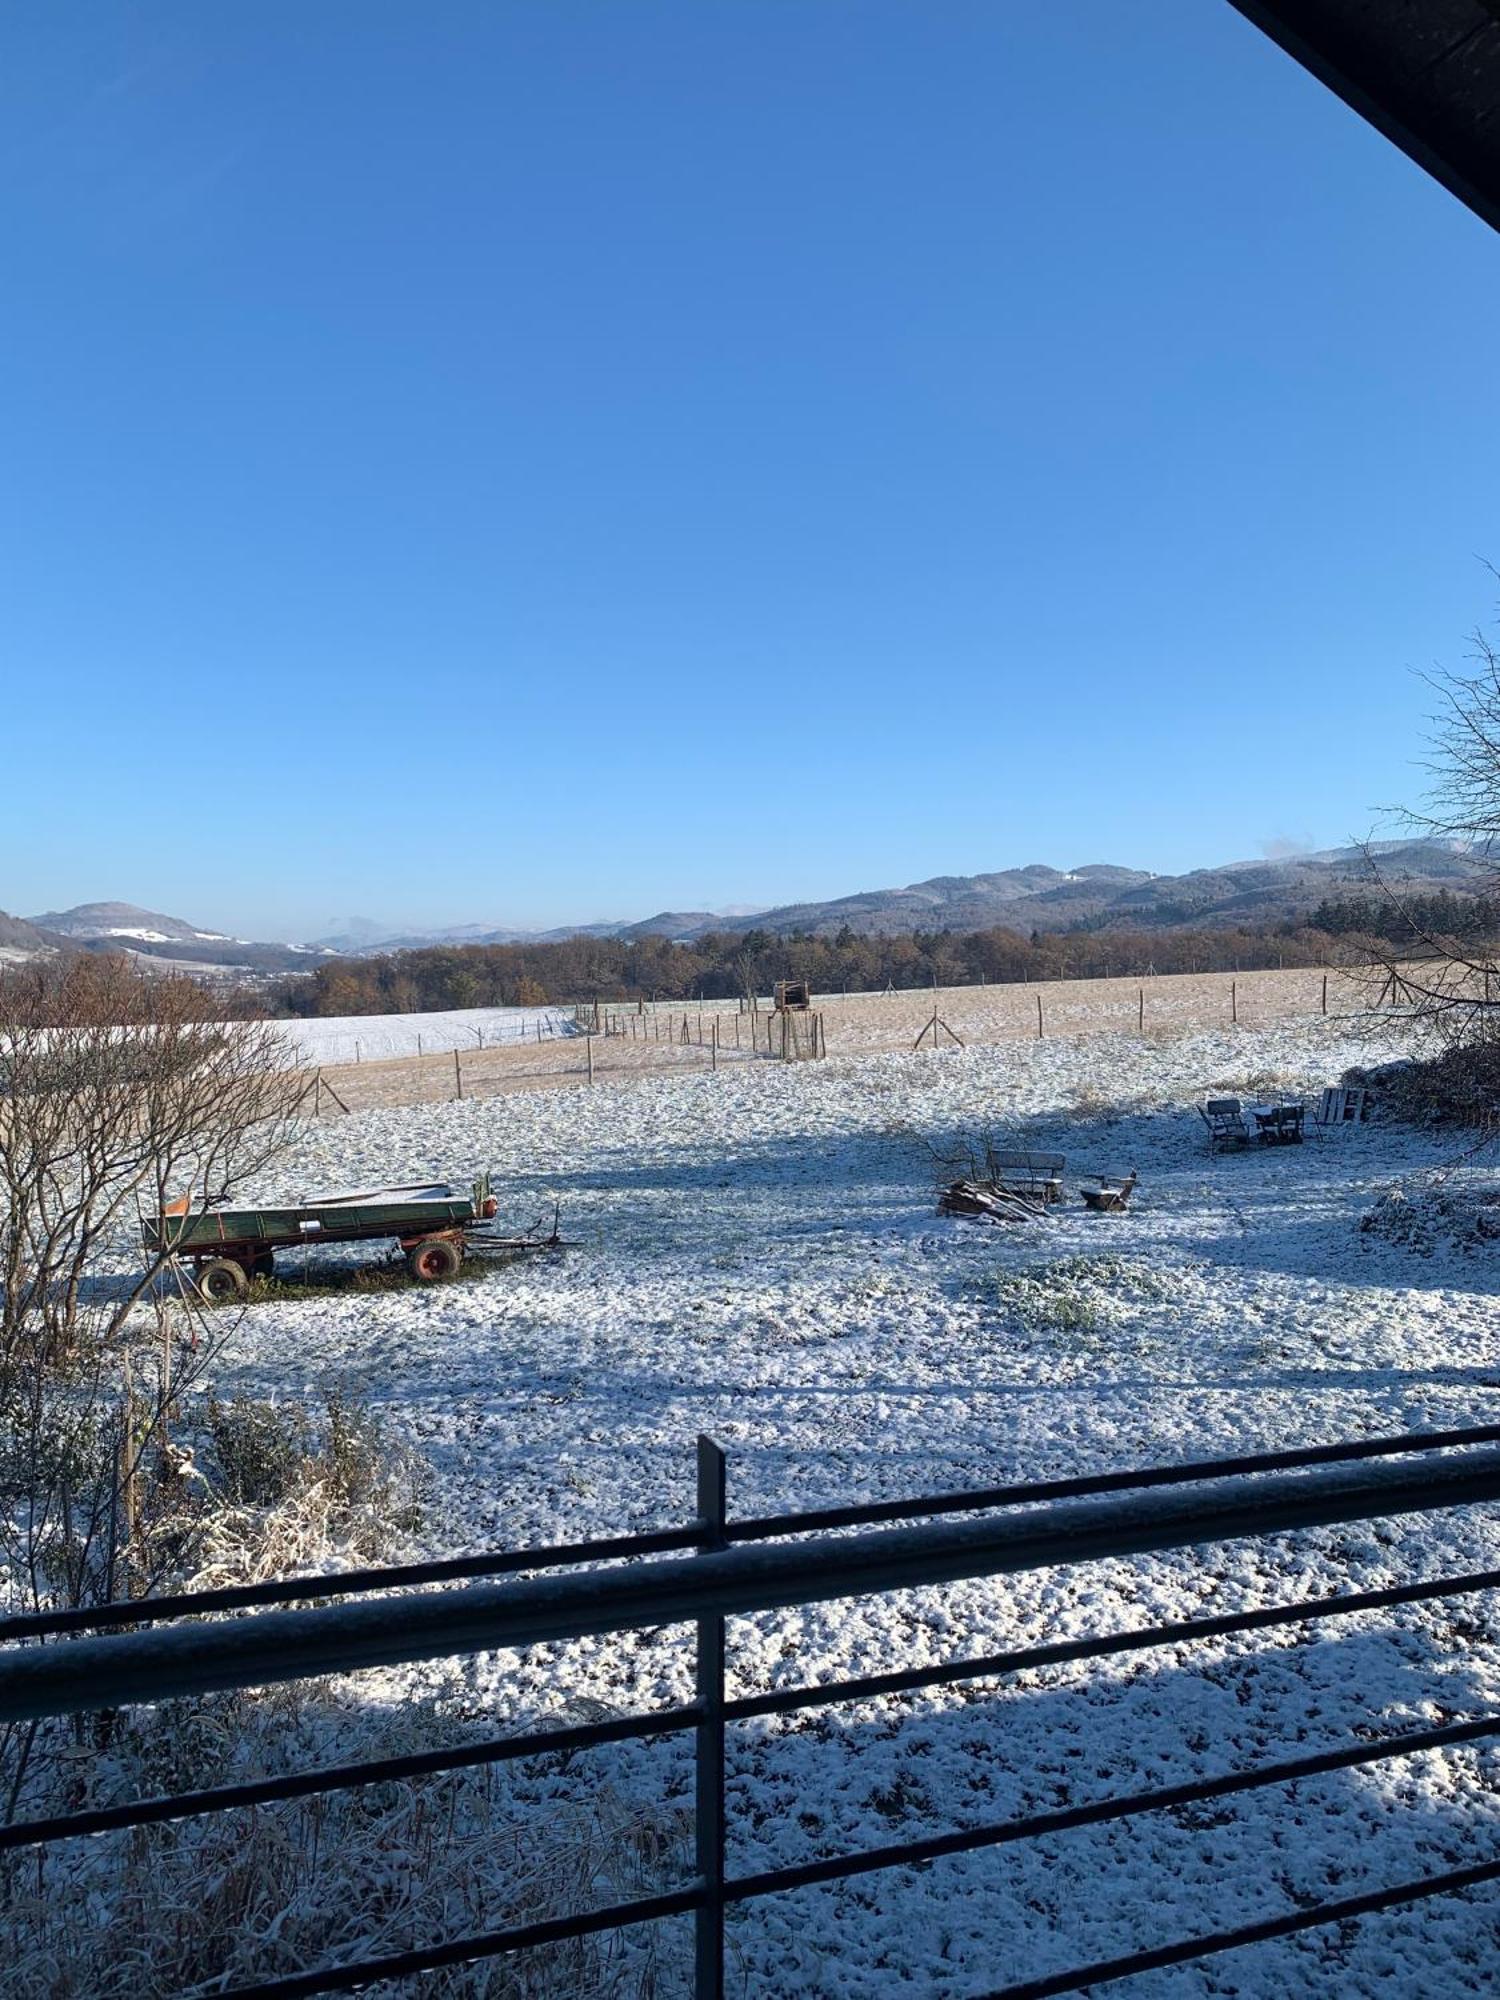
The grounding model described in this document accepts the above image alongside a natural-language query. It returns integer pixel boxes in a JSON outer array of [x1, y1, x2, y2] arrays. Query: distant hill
[[24, 902, 333, 976], [292, 842, 1498, 952], [561, 842, 1492, 943], [604, 840, 1488, 940], [32, 901, 237, 946], [0, 908, 65, 962], [9, 841, 1492, 977]]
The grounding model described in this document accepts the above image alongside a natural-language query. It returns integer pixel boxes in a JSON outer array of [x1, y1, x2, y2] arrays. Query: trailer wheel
[[197, 1257, 250, 1305], [407, 1238, 462, 1283]]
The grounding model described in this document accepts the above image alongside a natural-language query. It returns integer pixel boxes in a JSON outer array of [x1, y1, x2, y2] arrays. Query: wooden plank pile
[[939, 1179, 1049, 1223]]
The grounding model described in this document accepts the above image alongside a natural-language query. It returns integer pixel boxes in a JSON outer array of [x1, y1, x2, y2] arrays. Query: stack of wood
[[939, 1180, 1045, 1223]]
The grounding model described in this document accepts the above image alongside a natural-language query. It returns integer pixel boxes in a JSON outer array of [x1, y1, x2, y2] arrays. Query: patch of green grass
[[992, 1254, 1176, 1334], [243, 1256, 491, 1303]]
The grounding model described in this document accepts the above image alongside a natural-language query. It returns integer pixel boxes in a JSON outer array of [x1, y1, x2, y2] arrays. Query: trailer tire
[[198, 1258, 250, 1305], [407, 1238, 462, 1283]]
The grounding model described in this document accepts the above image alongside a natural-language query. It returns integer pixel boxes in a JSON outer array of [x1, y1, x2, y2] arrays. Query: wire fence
[[289, 967, 1374, 1113]]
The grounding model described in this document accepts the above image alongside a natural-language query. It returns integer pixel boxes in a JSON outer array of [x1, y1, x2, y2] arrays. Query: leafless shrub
[[1, 1395, 462, 1999], [192, 1389, 425, 1587], [0, 954, 305, 1368], [1360, 1181, 1500, 1254], [1352, 589, 1500, 1054], [0, 954, 309, 1636], [1346, 1046, 1500, 1129]]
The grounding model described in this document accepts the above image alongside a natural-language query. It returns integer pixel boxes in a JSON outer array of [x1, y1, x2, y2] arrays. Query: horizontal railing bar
[[20, 1566, 1498, 1857], [725, 1421, 1500, 1543], [723, 1711, 1500, 1904], [725, 1565, 1500, 1721], [6, 1445, 1500, 1723], [0, 1524, 706, 1643], [0, 1701, 704, 1853], [977, 1853, 1500, 2000], [202, 1882, 702, 2000]]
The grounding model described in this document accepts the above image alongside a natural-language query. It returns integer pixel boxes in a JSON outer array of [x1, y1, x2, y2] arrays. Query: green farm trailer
[[144, 1175, 558, 1302]]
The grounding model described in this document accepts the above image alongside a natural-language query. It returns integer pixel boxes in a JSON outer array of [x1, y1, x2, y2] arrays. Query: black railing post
[[695, 1435, 728, 2000]]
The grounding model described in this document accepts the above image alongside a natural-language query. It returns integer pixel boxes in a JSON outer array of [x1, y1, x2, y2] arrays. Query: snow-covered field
[[161, 1013, 1500, 1995], [267, 1003, 575, 1067]]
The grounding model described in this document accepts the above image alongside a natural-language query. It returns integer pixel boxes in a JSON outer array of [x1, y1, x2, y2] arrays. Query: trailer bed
[[141, 1173, 563, 1301], [144, 1186, 480, 1255]]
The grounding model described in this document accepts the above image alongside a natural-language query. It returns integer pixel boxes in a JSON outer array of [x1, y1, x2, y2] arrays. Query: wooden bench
[[990, 1150, 1065, 1206]]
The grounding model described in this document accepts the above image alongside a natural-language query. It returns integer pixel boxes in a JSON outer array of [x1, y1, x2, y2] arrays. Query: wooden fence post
[[711, 1020, 718, 1071], [586, 1033, 594, 1084], [1138, 987, 1144, 1033], [1036, 993, 1044, 1040], [1322, 973, 1329, 1016], [1231, 980, 1238, 1025], [454, 1048, 463, 1101]]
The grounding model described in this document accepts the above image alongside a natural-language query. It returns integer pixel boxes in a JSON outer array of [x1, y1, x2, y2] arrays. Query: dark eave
[[1227, 0, 1500, 233]]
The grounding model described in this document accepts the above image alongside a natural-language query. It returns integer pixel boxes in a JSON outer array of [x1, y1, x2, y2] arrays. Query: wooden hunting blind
[[774, 979, 811, 1013]]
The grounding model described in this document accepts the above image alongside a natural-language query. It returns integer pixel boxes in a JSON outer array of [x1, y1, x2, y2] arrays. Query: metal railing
[[5, 1425, 1500, 1996]]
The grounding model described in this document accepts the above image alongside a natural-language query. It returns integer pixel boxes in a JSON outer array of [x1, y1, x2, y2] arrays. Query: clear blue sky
[[3, 2, 1498, 940]]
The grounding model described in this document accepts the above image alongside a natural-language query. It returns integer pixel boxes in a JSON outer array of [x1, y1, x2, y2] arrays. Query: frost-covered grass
[[27, 1016, 1500, 1995]]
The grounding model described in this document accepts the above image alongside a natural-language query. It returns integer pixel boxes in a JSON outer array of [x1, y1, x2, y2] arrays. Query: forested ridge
[[267, 912, 1427, 1017]]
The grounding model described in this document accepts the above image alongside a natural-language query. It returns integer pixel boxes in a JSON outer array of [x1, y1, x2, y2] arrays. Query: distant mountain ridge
[[319, 841, 1489, 949], [8, 842, 1491, 973]]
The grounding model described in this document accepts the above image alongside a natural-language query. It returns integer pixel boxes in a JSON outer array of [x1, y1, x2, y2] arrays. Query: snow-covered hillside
[[185, 1015, 1500, 1995], [267, 1003, 576, 1066]]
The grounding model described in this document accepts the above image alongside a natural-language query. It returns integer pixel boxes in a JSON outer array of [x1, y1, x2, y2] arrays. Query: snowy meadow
[[26, 1013, 1500, 1996]]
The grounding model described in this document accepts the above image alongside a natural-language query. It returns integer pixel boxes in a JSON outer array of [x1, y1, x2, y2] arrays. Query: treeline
[[271, 921, 1349, 1018], [1307, 889, 1500, 942]]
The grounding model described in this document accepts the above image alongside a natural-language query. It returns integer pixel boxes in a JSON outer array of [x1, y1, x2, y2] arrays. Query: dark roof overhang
[[1227, 1, 1500, 233]]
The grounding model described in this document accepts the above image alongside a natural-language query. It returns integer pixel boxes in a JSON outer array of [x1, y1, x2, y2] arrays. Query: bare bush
[[0, 1399, 675, 2000], [0, 955, 305, 1367], [0, 957, 308, 1626], [193, 1389, 425, 1586], [1355, 591, 1500, 1061]]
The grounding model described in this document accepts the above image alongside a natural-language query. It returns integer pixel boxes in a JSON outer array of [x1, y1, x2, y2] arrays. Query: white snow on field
[[137, 1022, 1500, 1989], [267, 1003, 575, 1066]]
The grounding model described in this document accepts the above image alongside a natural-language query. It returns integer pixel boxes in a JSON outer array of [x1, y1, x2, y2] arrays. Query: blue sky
[[3, 2, 1498, 940]]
